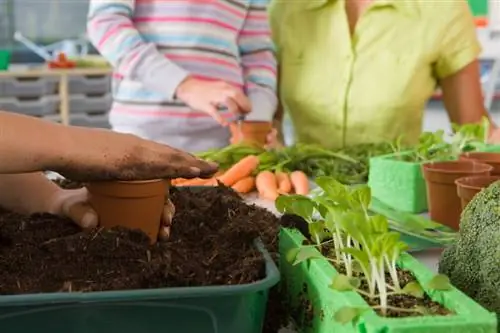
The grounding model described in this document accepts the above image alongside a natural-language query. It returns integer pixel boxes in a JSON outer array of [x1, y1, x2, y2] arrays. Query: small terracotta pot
[[455, 175, 500, 210], [459, 152, 500, 175], [86, 179, 168, 243], [422, 161, 492, 230], [229, 121, 272, 146]]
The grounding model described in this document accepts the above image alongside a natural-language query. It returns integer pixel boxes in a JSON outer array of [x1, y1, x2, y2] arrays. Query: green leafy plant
[[277, 176, 453, 324]]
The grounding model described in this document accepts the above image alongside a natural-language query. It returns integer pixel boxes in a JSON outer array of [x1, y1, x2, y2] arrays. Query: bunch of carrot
[[171, 155, 310, 200]]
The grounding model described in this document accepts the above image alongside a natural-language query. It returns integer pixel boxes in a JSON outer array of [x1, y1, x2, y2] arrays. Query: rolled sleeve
[[434, 0, 482, 79]]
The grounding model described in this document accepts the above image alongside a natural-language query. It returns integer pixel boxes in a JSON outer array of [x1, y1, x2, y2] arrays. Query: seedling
[[277, 176, 453, 323]]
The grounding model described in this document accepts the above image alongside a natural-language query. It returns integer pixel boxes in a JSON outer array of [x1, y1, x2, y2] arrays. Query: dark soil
[[281, 214, 452, 319], [0, 185, 281, 294]]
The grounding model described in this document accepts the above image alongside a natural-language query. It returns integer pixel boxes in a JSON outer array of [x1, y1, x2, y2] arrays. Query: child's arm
[[86, 0, 188, 100], [237, 0, 278, 122]]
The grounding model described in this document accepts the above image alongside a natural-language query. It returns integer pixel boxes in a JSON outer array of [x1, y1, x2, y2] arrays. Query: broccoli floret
[[439, 180, 500, 319]]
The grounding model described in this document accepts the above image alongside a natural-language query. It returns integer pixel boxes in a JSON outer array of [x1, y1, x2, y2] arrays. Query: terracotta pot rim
[[455, 175, 500, 190], [422, 160, 492, 174], [461, 152, 500, 163]]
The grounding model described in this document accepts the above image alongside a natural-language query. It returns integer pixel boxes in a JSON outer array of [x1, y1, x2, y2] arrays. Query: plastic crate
[[279, 228, 497, 333], [69, 93, 112, 114], [0, 77, 58, 97], [0, 239, 279, 333], [70, 114, 110, 128], [69, 75, 111, 95], [0, 95, 59, 116]]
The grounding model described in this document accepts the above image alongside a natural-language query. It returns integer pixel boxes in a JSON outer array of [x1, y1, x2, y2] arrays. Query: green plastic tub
[[0, 240, 279, 333], [368, 152, 427, 214], [280, 228, 497, 333]]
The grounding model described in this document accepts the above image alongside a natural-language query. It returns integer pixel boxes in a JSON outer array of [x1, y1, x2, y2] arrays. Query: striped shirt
[[87, 0, 277, 152]]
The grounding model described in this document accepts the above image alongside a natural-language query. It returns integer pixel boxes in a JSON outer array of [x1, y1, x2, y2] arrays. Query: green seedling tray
[[0, 239, 280, 333], [368, 152, 428, 214], [279, 228, 497, 333]]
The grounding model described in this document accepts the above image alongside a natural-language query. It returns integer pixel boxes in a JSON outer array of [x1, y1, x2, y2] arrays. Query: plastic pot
[[279, 228, 497, 333], [422, 161, 492, 230], [459, 152, 500, 175], [368, 152, 428, 214], [229, 121, 272, 146], [455, 175, 500, 210], [86, 179, 168, 243]]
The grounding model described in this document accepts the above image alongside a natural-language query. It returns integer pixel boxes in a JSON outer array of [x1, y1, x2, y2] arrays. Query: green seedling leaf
[[276, 195, 315, 222], [402, 281, 424, 298], [315, 176, 350, 206], [291, 247, 322, 265], [427, 274, 452, 291], [308, 221, 329, 243], [285, 248, 301, 263], [349, 185, 371, 210], [330, 274, 360, 291], [334, 307, 367, 325]]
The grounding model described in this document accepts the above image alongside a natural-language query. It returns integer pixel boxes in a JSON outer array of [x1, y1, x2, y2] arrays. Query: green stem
[[373, 305, 424, 314]]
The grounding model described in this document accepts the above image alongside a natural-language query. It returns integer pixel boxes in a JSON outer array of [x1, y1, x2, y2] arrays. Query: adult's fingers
[[160, 146, 219, 179], [159, 199, 176, 241], [224, 87, 251, 113]]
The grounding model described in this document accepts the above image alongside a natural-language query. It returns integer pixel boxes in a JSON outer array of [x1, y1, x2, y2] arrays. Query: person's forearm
[[0, 173, 60, 214]]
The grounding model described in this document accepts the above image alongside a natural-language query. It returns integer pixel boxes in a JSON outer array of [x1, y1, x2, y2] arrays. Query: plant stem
[[373, 305, 424, 314]]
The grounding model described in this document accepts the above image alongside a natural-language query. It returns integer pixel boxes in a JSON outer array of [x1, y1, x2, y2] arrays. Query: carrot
[[256, 171, 279, 200], [275, 171, 292, 194], [176, 177, 216, 187], [290, 171, 309, 195], [231, 176, 256, 194], [172, 178, 187, 186], [218, 155, 260, 187]]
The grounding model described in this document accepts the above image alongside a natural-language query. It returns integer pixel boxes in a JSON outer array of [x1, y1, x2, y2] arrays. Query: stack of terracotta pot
[[422, 152, 500, 230]]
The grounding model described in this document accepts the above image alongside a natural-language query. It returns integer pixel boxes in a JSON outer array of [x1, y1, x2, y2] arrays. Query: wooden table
[[0, 67, 112, 125]]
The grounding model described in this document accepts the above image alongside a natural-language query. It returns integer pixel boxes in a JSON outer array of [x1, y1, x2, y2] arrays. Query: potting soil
[[0, 186, 281, 294]]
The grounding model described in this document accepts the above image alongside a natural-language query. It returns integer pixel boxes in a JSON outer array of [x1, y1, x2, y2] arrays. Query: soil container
[[368, 152, 428, 214], [459, 152, 500, 175], [279, 228, 497, 333], [455, 175, 500, 210], [229, 121, 272, 146], [86, 180, 168, 243], [422, 161, 492, 230], [0, 239, 279, 333]]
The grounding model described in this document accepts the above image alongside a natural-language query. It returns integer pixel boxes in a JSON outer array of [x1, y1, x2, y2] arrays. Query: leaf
[[330, 274, 360, 291], [291, 247, 322, 265], [308, 221, 328, 243], [333, 307, 367, 325], [342, 248, 370, 270], [285, 248, 301, 263], [402, 281, 424, 298], [427, 274, 452, 291], [315, 176, 350, 206], [349, 185, 371, 210], [275, 195, 316, 221]]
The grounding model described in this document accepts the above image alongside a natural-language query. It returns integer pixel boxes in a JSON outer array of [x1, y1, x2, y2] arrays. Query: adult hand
[[176, 77, 251, 125], [47, 187, 176, 240], [53, 130, 219, 182]]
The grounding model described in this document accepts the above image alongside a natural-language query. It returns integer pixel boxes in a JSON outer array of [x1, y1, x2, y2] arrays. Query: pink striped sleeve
[[237, 0, 278, 122], [87, 0, 189, 100]]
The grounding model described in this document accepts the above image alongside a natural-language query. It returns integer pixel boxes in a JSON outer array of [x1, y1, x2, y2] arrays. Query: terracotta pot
[[86, 179, 168, 243], [455, 175, 500, 210], [459, 152, 500, 175], [422, 161, 492, 230], [229, 121, 272, 146]]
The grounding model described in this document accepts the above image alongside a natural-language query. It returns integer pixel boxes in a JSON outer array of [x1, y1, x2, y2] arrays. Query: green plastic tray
[[0, 50, 11, 71], [279, 228, 497, 333], [368, 152, 428, 214], [0, 240, 280, 333]]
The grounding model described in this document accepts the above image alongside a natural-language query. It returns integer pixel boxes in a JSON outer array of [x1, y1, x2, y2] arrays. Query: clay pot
[[455, 175, 500, 210], [422, 161, 492, 230], [86, 180, 168, 243], [229, 121, 272, 146], [459, 152, 500, 175]]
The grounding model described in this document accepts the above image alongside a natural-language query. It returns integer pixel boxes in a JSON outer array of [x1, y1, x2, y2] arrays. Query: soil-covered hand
[[52, 130, 219, 182], [175, 77, 251, 125], [48, 187, 175, 240]]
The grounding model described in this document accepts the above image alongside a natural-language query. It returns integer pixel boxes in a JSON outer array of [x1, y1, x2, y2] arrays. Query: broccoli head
[[439, 180, 500, 318]]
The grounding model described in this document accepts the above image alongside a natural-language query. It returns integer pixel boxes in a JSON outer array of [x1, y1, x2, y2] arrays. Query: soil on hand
[[281, 214, 451, 318], [0, 186, 281, 294]]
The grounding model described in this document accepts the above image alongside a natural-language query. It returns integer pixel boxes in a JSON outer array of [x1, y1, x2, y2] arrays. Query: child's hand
[[176, 77, 251, 125], [265, 128, 284, 149]]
